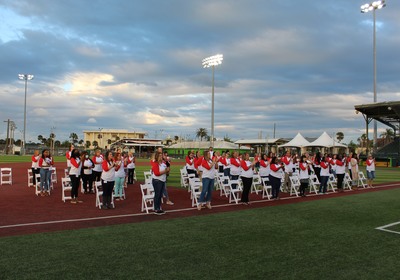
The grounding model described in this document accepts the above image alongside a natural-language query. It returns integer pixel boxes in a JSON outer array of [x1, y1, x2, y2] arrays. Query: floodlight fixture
[[202, 54, 223, 147], [361, 1, 386, 13], [202, 54, 223, 68], [18, 73, 34, 155]]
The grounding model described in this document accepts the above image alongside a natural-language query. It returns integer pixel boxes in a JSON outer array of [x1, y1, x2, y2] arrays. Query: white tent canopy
[[306, 131, 347, 148], [278, 133, 310, 148]]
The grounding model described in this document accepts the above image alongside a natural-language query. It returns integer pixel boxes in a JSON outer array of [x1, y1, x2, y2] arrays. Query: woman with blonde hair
[[151, 151, 170, 215], [197, 150, 217, 210]]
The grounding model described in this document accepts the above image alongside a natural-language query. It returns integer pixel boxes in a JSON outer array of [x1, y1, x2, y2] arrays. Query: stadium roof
[[355, 101, 400, 132]]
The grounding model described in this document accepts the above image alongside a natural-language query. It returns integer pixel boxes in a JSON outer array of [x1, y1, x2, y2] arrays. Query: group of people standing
[[65, 146, 136, 208], [184, 148, 376, 205]]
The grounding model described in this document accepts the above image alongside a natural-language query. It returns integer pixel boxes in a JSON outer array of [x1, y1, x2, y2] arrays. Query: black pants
[[82, 173, 93, 192], [241, 176, 252, 203], [128, 168, 135, 184], [337, 173, 345, 189], [69, 175, 80, 199], [314, 167, 321, 183], [101, 180, 115, 207], [269, 175, 281, 199], [93, 171, 102, 182], [300, 181, 308, 195], [230, 175, 239, 189], [32, 168, 40, 185]]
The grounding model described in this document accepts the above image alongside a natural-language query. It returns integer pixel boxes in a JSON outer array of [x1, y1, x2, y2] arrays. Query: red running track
[[0, 162, 399, 237]]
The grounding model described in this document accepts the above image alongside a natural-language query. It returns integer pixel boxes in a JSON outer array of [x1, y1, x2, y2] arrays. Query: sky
[[0, 0, 399, 145]]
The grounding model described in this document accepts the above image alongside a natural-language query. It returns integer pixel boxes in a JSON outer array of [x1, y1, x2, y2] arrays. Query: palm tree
[[336, 132, 344, 143], [85, 141, 91, 148], [196, 128, 208, 141], [380, 128, 394, 145], [69, 132, 78, 144], [92, 140, 99, 148]]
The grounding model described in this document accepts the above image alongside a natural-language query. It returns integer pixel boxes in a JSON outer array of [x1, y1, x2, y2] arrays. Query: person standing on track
[[240, 152, 257, 205], [69, 149, 82, 204], [101, 151, 116, 209]]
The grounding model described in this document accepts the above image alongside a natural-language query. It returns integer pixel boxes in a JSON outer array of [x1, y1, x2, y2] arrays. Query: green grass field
[[1, 189, 400, 279]]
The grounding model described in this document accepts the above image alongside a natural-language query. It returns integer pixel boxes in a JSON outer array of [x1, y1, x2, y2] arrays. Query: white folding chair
[[61, 177, 72, 202], [218, 176, 230, 198], [27, 169, 34, 188], [327, 174, 337, 192], [358, 171, 368, 188], [229, 178, 242, 204], [251, 174, 263, 195], [261, 177, 272, 200], [289, 175, 300, 197], [64, 168, 69, 178], [188, 177, 202, 204], [35, 174, 42, 196], [180, 168, 189, 189], [0, 168, 12, 185], [308, 174, 320, 194], [343, 173, 352, 190], [140, 183, 154, 213], [144, 171, 152, 185], [95, 181, 115, 209], [51, 167, 57, 186]]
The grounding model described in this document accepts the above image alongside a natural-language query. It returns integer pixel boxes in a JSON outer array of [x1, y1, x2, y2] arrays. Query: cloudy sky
[[0, 0, 399, 144]]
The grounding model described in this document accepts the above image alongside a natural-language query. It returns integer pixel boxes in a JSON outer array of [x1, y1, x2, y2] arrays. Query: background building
[[83, 129, 146, 149]]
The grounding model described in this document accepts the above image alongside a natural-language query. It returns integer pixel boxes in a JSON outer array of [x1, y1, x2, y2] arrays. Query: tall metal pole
[[372, 8, 377, 153], [23, 78, 27, 155], [211, 65, 215, 147]]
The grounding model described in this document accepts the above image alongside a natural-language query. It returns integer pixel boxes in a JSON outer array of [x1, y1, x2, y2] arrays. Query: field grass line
[[1, 182, 399, 230], [375, 221, 400, 235]]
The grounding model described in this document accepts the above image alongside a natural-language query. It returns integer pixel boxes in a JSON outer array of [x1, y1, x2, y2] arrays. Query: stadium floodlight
[[360, 0, 386, 153], [202, 54, 223, 147], [18, 74, 34, 155]]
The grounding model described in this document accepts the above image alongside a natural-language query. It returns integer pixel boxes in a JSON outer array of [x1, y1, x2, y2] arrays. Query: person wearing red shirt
[[269, 156, 284, 200], [101, 151, 116, 209], [240, 153, 257, 205], [39, 149, 54, 196], [230, 151, 241, 189], [366, 155, 376, 187], [197, 150, 217, 210], [31, 150, 40, 186]]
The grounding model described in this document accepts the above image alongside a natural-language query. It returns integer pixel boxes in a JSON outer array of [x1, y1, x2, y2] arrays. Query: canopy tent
[[278, 133, 310, 148], [306, 132, 347, 148]]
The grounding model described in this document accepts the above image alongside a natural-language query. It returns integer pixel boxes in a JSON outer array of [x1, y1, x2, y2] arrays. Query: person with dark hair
[[162, 151, 174, 205], [269, 156, 284, 200], [299, 155, 310, 197], [259, 153, 270, 179], [313, 152, 322, 183], [81, 151, 94, 194], [66, 144, 74, 173], [240, 152, 257, 205], [319, 156, 330, 194], [101, 151, 116, 209], [366, 155, 376, 187], [31, 150, 40, 187], [126, 152, 136, 185], [69, 149, 82, 204], [350, 153, 359, 189], [230, 151, 241, 189], [335, 154, 346, 192], [38, 149, 54, 196], [92, 149, 103, 182], [151, 151, 170, 215]]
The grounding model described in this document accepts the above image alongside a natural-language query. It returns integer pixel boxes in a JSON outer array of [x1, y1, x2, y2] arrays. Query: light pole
[[361, 0, 386, 153], [18, 74, 34, 155], [202, 54, 223, 147]]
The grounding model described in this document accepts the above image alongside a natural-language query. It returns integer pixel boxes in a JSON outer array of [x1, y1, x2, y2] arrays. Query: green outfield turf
[[1, 188, 400, 279]]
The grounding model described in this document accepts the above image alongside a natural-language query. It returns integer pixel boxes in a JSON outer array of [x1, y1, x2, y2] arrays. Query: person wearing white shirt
[[366, 155, 376, 187], [197, 150, 217, 210], [126, 152, 136, 184], [240, 153, 256, 205]]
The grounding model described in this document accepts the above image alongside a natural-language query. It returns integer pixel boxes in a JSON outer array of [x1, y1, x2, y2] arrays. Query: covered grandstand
[[355, 101, 400, 166]]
